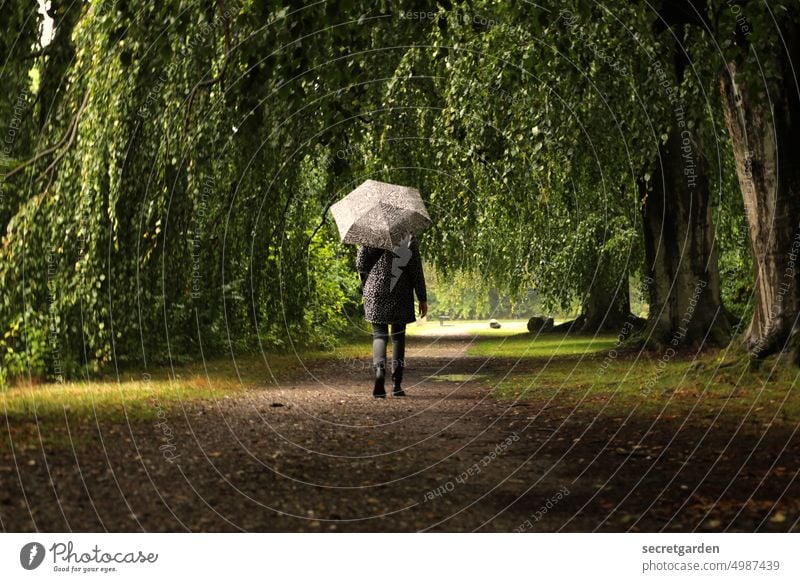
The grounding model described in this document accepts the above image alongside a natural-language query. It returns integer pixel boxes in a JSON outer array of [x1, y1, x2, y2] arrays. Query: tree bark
[[578, 274, 632, 333], [719, 26, 800, 362], [639, 128, 731, 348]]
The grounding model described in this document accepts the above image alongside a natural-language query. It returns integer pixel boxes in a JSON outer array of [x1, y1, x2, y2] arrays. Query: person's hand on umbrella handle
[[419, 301, 428, 319]]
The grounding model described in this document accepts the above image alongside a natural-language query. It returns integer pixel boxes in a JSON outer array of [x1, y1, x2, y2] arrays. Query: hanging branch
[[35, 94, 90, 183], [2, 89, 90, 181], [305, 199, 335, 252], [333, 101, 374, 125], [183, 0, 235, 130]]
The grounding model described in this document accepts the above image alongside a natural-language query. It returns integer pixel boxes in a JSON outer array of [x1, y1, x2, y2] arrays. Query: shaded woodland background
[[1, 0, 800, 384]]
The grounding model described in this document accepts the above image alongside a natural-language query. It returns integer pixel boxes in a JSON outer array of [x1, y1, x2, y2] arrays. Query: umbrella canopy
[[330, 179, 432, 251]]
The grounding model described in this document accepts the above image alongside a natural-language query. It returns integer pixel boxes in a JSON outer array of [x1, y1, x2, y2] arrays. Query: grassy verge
[[0, 336, 374, 450], [407, 318, 576, 337], [0, 341, 373, 423], [485, 342, 800, 426], [0, 321, 368, 452], [467, 332, 619, 358], [4, 331, 798, 449]]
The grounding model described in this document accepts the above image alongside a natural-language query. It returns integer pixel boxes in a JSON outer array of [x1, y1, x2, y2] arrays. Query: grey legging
[[372, 323, 406, 372]]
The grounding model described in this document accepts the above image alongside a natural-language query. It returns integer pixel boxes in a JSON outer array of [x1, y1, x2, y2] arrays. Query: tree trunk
[[578, 274, 632, 333], [488, 286, 500, 317], [720, 29, 800, 362], [640, 128, 731, 348]]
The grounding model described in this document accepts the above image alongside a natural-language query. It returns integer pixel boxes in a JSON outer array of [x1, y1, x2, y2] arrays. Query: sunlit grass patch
[[430, 373, 489, 383], [0, 334, 378, 427], [468, 333, 619, 358], [408, 319, 535, 337], [0, 375, 240, 451], [1, 377, 236, 423], [488, 351, 800, 426], [306, 338, 371, 361]]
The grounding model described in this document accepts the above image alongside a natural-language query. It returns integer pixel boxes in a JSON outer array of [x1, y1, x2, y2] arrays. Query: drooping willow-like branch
[[183, 0, 235, 130], [2, 89, 90, 181]]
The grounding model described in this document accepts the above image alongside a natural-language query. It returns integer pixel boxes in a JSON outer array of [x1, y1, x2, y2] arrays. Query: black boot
[[373, 364, 386, 399], [391, 363, 405, 397]]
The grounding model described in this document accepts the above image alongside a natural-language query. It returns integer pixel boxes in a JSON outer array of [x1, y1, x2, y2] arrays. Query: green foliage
[[468, 333, 618, 359], [715, 154, 754, 324], [426, 266, 549, 320], [0, 0, 434, 382], [5, 0, 797, 382], [426, 268, 491, 319]]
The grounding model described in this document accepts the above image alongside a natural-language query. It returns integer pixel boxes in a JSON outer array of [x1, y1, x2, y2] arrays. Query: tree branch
[[305, 198, 336, 252], [183, 0, 235, 130], [2, 89, 90, 181], [35, 95, 88, 184], [333, 101, 373, 125]]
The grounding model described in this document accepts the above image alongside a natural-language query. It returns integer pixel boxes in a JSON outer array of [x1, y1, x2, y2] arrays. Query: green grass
[[2, 373, 236, 422], [0, 332, 681, 426], [430, 373, 489, 382], [0, 336, 374, 426], [467, 332, 619, 358], [0, 351, 319, 449], [457, 331, 800, 426], [487, 349, 800, 425], [4, 331, 799, 450], [0, 348, 303, 413], [408, 318, 564, 337]]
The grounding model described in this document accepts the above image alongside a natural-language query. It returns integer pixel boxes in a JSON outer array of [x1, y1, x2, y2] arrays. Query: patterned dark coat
[[356, 236, 427, 324]]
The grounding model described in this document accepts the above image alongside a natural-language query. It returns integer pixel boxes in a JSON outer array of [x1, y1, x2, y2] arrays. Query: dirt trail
[[1, 337, 798, 532]]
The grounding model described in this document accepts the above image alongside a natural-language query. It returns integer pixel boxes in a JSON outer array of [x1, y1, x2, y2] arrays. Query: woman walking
[[357, 235, 428, 398]]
